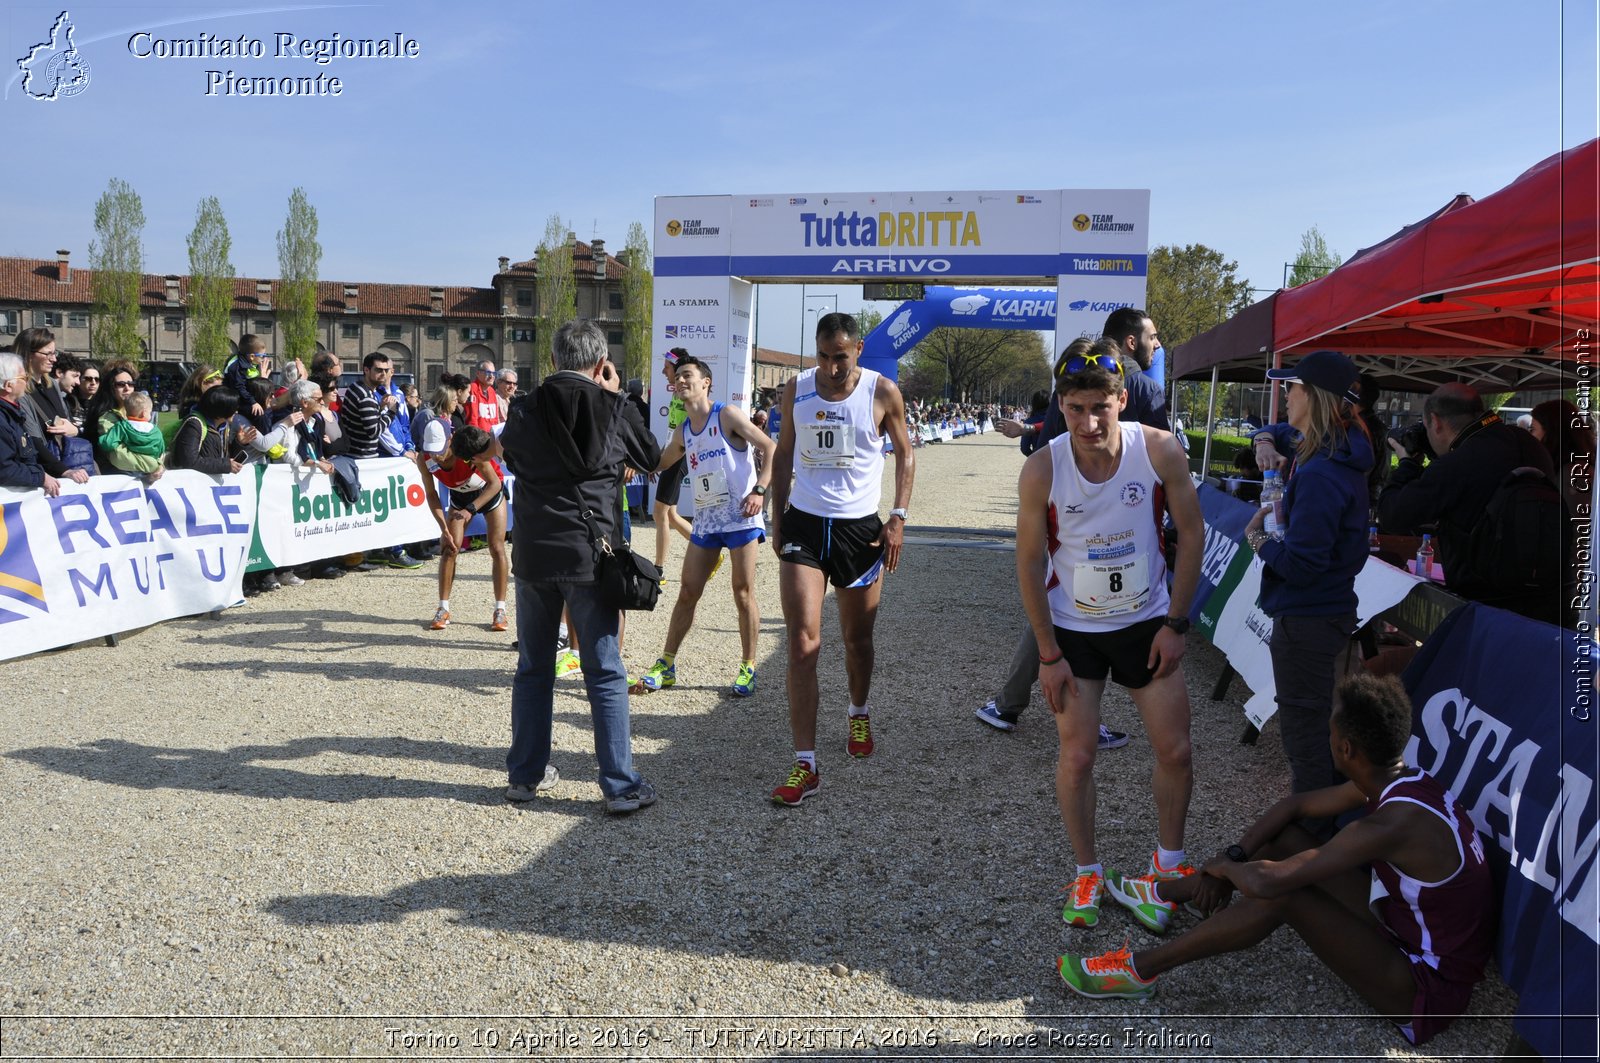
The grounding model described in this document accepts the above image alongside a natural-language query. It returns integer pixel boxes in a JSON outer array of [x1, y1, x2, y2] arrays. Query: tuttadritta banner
[[0, 472, 255, 660]]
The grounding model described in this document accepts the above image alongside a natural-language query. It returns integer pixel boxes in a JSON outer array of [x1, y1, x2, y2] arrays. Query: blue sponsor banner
[[659, 254, 1086, 279], [1189, 484, 1255, 625], [1402, 604, 1599, 1061]]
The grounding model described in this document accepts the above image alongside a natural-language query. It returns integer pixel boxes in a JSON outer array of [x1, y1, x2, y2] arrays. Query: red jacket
[[464, 380, 503, 433]]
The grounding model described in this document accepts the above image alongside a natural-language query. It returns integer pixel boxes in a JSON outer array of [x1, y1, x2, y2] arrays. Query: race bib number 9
[[1073, 556, 1150, 617], [692, 467, 732, 509], [799, 423, 856, 469]]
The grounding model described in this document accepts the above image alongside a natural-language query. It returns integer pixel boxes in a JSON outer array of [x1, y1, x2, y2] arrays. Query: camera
[[1391, 421, 1434, 460]]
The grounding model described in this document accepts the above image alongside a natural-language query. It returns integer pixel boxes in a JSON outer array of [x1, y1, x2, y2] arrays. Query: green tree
[[88, 178, 146, 366], [275, 188, 322, 365], [1145, 243, 1255, 351], [1288, 224, 1342, 287], [620, 221, 653, 383], [903, 327, 1046, 403], [186, 196, 234, 369], [535, 215, 576, 368], [855, 306, 884, 338]]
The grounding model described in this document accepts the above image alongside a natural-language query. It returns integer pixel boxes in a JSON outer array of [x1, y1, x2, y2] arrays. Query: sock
[[662, 651, 676, 666], [795, 750, 816, 770], [557, 621, 568, 640], [848, 702, 869, 718], [1075, 862, 1103, 878], [494, 600, 506, 611], [1155, 847, 1187, 873], [438, 599, 449, 611]]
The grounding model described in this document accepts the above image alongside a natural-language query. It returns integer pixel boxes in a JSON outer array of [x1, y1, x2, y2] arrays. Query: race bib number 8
[[692, 467, 732, 509], [799, 423, 856, 468], [1073, 556, 1151, 617]]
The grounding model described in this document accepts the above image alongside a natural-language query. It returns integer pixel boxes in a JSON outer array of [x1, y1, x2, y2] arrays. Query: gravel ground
[[0, 431, 1516, 1060]]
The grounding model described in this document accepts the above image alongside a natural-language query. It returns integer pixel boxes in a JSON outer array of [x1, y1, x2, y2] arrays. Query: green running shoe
[[1149, 852, 1203, 918], [1104, 867, 1175, 934], [732, 662, 756, 697], [1060, 869, 1104, 927], [1057, 944, 1157, 1001], [640, 657, 676, 691], [554, 650, 581, 678]]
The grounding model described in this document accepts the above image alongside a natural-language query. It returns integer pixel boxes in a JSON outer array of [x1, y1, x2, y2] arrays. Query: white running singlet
[[682, 402, 762, 537], [1044, 423, 1170, 631], [788, 366, 884, 519]]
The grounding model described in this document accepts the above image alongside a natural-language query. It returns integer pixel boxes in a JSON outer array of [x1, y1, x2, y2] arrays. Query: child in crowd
[[99, 391, 167, 468]]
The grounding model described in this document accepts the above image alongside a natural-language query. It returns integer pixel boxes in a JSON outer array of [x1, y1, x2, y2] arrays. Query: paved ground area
[[0, 431, 1515, 1059]]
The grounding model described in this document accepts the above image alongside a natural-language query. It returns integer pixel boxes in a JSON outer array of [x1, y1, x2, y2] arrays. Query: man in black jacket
[[1378, 382, 1560, 622], [499, 320, 662, 814]]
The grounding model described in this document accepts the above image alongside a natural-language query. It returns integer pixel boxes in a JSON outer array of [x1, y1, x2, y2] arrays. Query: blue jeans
[[507, 577, 641, 799]]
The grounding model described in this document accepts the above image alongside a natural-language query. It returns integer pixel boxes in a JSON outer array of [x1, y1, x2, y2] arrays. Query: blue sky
[[2, 0, 1594, 354]]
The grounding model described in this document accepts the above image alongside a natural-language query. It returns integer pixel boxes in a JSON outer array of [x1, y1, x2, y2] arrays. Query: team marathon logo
[[17, 11, 92, 101], [664, 219, 721, 238], [1073, 212, 1137, 233], [0, 503, 49, 624]]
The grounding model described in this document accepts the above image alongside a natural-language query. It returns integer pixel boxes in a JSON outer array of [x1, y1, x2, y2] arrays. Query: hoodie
[[1255, 423, 1375, 617], [500, 370, 660, 583]]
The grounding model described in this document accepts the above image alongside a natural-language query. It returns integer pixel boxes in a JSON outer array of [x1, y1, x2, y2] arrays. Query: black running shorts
[[449, 485, 506, 515], [778, 506, 885, 589], [1052, 616, 1166, 689]]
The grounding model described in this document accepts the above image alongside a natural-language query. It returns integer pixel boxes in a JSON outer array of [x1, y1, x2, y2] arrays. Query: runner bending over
[[418, 424, 509, 632]]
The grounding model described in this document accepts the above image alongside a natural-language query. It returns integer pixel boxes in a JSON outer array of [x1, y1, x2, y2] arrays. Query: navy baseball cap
[[1266, 350, 1359, 404]]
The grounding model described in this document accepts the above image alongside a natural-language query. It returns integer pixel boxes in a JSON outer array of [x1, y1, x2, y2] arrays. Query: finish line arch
[[650, 189, 1150, 422]]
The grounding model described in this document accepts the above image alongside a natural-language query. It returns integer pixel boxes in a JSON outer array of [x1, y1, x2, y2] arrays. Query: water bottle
[[1415, 534, 1435, 581], [1260, 469, 1285, 540], [1369, 525, 1381, 554]]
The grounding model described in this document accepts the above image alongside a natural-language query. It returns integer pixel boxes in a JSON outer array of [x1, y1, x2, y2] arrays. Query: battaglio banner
[[248, 458, 435, 571]]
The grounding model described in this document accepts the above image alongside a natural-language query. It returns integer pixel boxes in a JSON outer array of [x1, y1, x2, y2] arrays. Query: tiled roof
[[0, 241, 631, 319], [753, 346, 804, 367], [506, 240, 629, 282]]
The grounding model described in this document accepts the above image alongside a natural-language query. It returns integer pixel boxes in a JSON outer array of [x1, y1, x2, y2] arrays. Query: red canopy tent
[[1173, 137, 1599, 393]]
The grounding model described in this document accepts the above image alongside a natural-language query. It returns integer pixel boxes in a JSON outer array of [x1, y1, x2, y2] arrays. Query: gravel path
[[0, 431, 1515, 1059]]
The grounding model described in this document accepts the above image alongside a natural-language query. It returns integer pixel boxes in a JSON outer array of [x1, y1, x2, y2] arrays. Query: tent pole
[[1201, 366, 1220, 477], [1266, 348, 1283, 425]]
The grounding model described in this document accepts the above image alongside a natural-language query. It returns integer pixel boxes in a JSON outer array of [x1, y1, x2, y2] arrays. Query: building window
[[515, 288, 533, 308], [68, 312, 89, 328], [426, 325, 444, 340], [462, 327, 493, 341], [253, 318, 275, 333], [34, 310, 62, 327], [608, 292, 623, 311], [341, 323, 360, 339], [163, 316, 182, 332], [0, 310, 17, 334], [384, 324, 402, 339], [607, 330, 623, 345], [510, 328, 533, 342]]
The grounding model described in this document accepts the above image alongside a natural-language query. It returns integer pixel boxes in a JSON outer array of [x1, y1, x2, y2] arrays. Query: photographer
[[1377, 382, 1558, 621]]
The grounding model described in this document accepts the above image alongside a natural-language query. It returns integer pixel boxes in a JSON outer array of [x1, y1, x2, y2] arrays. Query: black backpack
[[1464, 466, 1571, 596]]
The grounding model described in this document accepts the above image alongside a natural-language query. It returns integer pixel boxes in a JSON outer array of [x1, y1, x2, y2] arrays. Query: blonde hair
[[123, 391, 153, 419], [1295, 384, 1365, 462]]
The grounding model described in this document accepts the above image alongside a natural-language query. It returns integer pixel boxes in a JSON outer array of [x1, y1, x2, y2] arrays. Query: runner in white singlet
[[637, 355, 776, 697], [1015, 342, 1205, 932], [766, 313, 916, 806]]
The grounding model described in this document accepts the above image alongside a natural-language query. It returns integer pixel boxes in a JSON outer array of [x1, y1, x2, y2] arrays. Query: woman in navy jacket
[[0, 353, 59, 495], [1243, 351, 1373, 821]]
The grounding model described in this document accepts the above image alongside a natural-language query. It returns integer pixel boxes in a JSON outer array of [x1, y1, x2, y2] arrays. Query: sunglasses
[[81, 375, 100, 382], [1055, 353, 1124, 378], [113, 379, 136, 389]]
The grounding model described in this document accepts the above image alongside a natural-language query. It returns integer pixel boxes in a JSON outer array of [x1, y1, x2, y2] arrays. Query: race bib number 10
[[799, 423, 856, 469]]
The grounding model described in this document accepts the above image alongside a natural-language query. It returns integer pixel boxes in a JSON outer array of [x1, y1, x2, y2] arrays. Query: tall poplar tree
[[186, 196, 235, 369], [276, 188, 322, 364], [620, 221, 653, 382], [534, 214, 575, 368], [88, 178, 146, 365]]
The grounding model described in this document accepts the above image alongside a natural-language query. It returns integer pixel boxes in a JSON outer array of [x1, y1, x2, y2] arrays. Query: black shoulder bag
[[564, 480, 661, 611]]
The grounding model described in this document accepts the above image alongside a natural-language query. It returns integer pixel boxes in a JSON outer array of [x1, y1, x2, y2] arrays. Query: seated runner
[[1058, 674, 1494, 1049]]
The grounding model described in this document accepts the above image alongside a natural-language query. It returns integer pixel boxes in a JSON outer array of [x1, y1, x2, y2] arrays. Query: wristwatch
[[1226, 844, 1248, 863], [1247, 530, 1269, 552], [888, 507, 909, 521], [1164, 616, 1191, 635], [751, 485, 768, 496]]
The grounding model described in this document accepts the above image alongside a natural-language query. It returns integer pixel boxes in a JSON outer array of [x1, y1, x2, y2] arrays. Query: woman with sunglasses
[[87, 361, 162, 479], [1246, 351, 1374, 831]]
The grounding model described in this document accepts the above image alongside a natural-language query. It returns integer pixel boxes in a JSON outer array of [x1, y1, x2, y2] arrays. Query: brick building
[[0, 239, 630, 388]]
